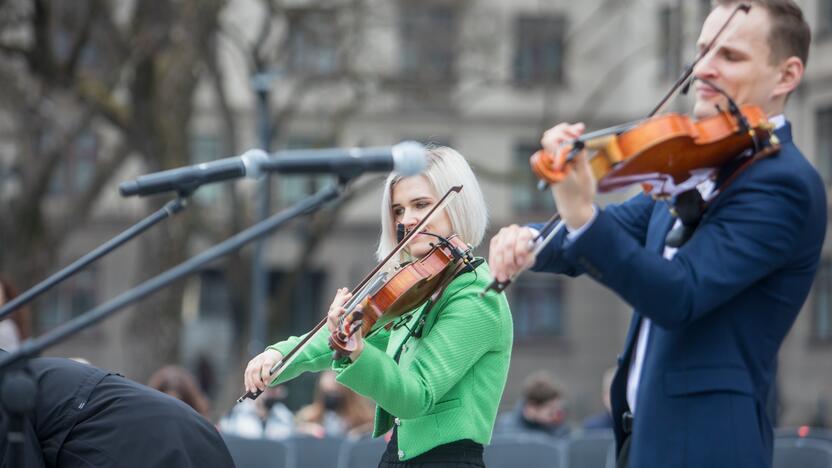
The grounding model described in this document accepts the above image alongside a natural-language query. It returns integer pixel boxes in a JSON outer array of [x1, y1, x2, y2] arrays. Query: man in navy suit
[[488, 1, 825, 467]]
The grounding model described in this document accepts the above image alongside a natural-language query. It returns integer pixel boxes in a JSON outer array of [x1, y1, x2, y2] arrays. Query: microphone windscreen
[[391, 141, 428, 177]]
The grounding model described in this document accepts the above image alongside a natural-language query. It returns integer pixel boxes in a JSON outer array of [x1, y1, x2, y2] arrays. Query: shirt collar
[[769, 114, 786, 129]]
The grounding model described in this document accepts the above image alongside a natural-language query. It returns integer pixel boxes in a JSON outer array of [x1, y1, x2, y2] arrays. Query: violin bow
[[238, 185, 463, 402], [480, 212, 565, 296]]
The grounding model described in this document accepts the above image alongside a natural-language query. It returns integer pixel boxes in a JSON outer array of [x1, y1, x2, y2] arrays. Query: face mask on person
[[323, 393, 344, 411], [263, 396, 284, 411]]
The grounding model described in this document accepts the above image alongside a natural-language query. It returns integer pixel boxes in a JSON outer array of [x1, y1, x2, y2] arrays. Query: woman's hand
[[326, 287, 364, 361], [326, 288, 353, 334], [243, 348, 284, 394], [348, 324, 365, 362]]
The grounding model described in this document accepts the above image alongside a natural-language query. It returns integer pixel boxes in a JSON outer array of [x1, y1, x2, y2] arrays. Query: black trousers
[[379, 429, 485, 468]]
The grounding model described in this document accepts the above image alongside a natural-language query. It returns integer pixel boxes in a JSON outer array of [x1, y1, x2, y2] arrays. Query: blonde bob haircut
[[376, 146, 488, 261]]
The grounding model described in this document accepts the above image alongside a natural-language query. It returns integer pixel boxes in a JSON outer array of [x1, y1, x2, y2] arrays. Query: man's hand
[[488, 225, 539, 282], [540, 122, 597, 229]]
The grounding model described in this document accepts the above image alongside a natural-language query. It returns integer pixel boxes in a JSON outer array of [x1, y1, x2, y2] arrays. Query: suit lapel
[[619, 201, 675, 367], [647, 200, 676, 253]]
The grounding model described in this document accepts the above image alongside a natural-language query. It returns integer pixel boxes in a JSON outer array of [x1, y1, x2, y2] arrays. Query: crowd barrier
[[221, 427, 832, 468]]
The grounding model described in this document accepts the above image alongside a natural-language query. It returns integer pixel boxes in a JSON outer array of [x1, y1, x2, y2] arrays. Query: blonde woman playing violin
[[244, 146, 512, 467]]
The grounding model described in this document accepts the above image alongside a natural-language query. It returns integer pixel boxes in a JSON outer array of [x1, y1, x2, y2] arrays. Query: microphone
[[119, 150, 270, 197], [119, 142, 427, 197], [258, 141, 427, 179], [681, 76, 696, 96]]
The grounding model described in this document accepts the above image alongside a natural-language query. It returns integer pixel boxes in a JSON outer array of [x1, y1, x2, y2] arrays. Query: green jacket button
[[398, 450, 405, 459]]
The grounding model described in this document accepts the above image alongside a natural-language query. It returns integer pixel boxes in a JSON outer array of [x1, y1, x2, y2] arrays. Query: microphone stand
[[0, 196, 189, 321], [0, 180, 345, 466]]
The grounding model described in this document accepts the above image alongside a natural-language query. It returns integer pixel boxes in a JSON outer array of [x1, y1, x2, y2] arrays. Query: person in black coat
[[0, 353, 235, 468]]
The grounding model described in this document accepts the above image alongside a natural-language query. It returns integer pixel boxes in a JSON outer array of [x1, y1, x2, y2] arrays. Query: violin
[[329, 234, 472, 358], [238, 185, 468, 402], [530, 103, 775, 197]]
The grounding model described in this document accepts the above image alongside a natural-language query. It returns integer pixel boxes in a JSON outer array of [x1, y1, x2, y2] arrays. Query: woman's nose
[[402, 211, 420, 229]]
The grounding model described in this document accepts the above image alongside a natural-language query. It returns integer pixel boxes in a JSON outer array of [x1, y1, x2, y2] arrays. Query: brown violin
[[329, 234, 472, 357], [530, 103, 776, 197]]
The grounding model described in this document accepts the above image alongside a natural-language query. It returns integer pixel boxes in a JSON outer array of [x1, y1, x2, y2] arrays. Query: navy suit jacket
[[531, 123, 826, 467]]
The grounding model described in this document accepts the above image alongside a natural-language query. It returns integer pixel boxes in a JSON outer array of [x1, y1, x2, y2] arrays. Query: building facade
[[39, 0, 832, 426]]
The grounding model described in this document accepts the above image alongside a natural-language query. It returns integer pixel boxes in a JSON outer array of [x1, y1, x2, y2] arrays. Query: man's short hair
[[523, 371, 562, 405], [714, 0, 811, 66]]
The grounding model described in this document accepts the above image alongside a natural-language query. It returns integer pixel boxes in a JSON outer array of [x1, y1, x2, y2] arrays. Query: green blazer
[[268, 260, 513, 461]]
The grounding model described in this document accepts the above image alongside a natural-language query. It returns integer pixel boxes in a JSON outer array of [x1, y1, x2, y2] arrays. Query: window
[[812, 259, 832, 343], [699, 0, 713, 25], [287, 9, 340, 76], [513, 15, 566, 86], [512, 143, 555, 213], [816, 107, 832, 184], [399, 1, 458, 84], [37, 269, 97, 332], [196, 270, 233, 320], [267, 269, 327, 410], [276, 137, 335, 208], [819, 0, 832, 37], [658, 5, 683, 81], [510, 272, 566, 341], [48, 132, 97, 195], [189, 134, 224, 203]]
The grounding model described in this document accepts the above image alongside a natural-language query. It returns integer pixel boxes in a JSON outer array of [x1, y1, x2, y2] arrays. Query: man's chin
[[692, 101, 721, 119]]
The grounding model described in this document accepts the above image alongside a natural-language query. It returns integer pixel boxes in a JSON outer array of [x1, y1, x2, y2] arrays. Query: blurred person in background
[[296, 370, 374, 438], [0, 276, 32, 352], [495, 371, 570, 438], [147, 365, 211, 419], [195, 353, 217, 399], [218, 385, 295, 440], [582, 367, 616, 430]]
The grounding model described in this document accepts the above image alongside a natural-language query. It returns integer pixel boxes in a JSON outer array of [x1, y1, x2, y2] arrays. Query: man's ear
[[773, 56, 804, 99]]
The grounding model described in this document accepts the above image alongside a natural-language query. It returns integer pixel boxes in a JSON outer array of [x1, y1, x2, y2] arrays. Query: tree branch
[[53, 142, 132, 240]]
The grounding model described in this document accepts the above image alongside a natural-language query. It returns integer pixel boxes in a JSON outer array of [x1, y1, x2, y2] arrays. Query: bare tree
[[0, 0, 227, 379]]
